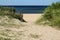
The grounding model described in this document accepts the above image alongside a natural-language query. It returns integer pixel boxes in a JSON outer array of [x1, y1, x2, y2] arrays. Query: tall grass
[[0, 6, 23, 21], [0, 6, 15, 15], [36, 2, 60, 28]]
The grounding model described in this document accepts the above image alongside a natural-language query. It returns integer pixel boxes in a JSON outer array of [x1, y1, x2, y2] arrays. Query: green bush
[[0, 6, 15, 16], [0, 6, 24, 22], [36, 2, 60, 28]]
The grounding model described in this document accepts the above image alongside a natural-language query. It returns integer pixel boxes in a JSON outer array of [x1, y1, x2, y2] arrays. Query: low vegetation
[[0, 6, 25, 22], [0, 6, 15, 15], [30, 33, 42, 39], [36, 2, 60, 28], [0, 6, 26, 27], [0, 6, 25, 40]]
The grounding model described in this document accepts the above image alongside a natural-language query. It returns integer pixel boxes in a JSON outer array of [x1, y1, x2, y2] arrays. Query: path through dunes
[[23, 14, 42, 22], [23, 14, 60, 40], [0, 14, 60, 40]]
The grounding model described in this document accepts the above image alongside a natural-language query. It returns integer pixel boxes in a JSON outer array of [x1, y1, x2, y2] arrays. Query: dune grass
[[36, 2, 60, 28]]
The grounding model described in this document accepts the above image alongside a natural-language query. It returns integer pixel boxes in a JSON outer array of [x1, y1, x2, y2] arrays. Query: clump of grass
[[30, 33, 42, 39], [0, 6, 15, 16], [0, 28, 24, 40], [36, 2, 60, 28], [0, 37, 11, 40], [0, 6, 23, 22]]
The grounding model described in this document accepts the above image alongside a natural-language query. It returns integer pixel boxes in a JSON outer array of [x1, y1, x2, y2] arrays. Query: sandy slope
[[20, 22, 60, 40], [23, 14, 60, 40], [0, 14, 60, 40]]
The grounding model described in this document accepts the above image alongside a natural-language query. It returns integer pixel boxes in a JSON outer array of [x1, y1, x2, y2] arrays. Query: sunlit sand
[[23, 14, 43, 22], [0, 14, 60, 40], [23, 14, 60, 40]]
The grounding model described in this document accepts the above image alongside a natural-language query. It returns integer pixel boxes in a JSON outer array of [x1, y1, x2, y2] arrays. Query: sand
[[22, 14, 60, 40], [0, 14, 60, 40], [23, 14, 43, 22]]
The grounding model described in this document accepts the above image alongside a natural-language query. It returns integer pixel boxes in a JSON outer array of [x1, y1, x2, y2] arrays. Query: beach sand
[[23, 14, 43, 22], [0, 14, 60, 40], [22, 14, 60, 40]]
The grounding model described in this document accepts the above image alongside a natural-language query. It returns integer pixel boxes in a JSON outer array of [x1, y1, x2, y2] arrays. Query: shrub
[[0, 6, 15, 16], [0, 6, 24, 22], [36, 2, 60, 28]]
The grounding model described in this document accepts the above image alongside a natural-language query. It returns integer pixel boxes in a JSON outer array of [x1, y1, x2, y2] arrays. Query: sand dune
[[23, 14, 60, 40], [0, 14, 60, 40]]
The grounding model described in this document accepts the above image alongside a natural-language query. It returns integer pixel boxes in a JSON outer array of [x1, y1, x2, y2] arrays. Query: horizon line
[[0, 5, 49, 6]]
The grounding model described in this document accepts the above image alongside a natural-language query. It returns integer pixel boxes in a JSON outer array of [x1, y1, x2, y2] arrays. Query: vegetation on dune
[[0, 6, 25, 22], [0, 6, 25, 40], [0, 6, 15, 15], [36, 2, 60, 28], [0, 6, 25, 27]]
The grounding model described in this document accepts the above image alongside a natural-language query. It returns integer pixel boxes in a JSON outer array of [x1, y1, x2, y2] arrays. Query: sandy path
[[0, 14, 60, 40], [22, 14, 60, 40], [23, 14, 42, 22], [22, 23, 60, 40]]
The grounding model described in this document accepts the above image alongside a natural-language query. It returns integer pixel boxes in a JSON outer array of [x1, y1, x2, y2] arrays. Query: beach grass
[[36, 2, 60, 28]]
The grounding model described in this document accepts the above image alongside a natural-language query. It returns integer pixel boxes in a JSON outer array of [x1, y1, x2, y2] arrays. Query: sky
[[0, 0, 60, 5]]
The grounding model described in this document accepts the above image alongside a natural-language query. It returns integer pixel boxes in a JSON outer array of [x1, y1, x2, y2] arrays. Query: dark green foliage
[[0, 6, 15, 16], [13, 13, 23, 20], [0, 6, 16, 19], [13, 13, 26, 22], [36, 2, 60, 28], [0, 6, 25, 22], [43, 2, 60, 21]]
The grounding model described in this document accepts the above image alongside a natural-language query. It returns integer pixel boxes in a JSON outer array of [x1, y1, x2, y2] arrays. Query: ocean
[[2, 6, 48, 14]]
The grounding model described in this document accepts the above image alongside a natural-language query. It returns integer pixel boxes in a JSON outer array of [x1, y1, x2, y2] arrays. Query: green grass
[[0, 6, 23, 22], [36, 2, 60, 28]]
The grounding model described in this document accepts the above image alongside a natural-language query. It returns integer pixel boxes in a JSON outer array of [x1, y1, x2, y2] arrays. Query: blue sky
[[0, 0, 60, 5]]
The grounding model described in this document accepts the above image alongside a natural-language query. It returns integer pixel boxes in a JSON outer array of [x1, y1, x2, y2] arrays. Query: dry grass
[[0, 14, 60, 40]]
